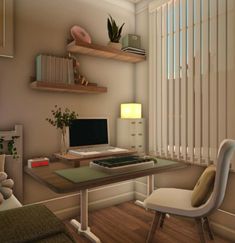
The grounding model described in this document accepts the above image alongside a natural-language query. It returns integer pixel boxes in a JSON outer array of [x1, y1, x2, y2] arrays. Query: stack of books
[[36, 54, 74, 84], [121, 47, 146, 56]]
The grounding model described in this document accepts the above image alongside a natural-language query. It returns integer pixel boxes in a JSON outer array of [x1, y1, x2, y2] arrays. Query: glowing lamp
[[121, 103, 142, 119]]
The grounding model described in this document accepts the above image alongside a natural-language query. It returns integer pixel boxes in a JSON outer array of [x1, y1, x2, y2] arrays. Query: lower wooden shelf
[[30, 81, 107, 94]]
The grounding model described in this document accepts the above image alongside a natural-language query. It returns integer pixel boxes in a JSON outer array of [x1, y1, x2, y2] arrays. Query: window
[[149, 0, 234, 167]]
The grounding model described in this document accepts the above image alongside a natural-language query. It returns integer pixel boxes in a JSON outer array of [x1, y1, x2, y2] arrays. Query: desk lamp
[[121, 103, 142, 119]]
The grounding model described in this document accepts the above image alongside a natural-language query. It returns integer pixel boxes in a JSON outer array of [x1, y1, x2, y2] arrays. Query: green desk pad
[[55, 158, 180, 184], [55, 166, 110, 183]]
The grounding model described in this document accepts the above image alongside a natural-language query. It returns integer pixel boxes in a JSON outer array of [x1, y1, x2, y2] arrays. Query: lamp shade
[[121, 103, 142, 119]]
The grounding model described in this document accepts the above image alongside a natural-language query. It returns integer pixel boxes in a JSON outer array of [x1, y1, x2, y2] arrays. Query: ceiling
[[125, 0, 143, 3]]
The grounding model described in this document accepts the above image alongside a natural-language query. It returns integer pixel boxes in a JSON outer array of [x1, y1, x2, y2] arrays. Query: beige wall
[[0, 0, 136, 158], [135, 1, 235, 239], [0, 0, 136, 202]]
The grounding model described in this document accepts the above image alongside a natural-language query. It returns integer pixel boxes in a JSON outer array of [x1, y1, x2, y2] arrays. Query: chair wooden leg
[[160, 213, 166, 228], [146, 211, 162, 243], [204, 217, 214, 240], [195, 218, 206, 243]]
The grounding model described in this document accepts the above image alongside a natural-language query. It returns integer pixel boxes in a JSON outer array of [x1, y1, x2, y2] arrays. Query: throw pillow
[[191, 165, 216, 207], [0, 171, 14, 204]]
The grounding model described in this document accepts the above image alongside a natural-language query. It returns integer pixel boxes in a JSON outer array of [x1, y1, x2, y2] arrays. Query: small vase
[[60, 127, 68, 155], [107, 41, 122, 50]]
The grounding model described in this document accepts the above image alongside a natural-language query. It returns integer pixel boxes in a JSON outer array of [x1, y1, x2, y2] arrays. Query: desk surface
[[25, 158, 186, 194]]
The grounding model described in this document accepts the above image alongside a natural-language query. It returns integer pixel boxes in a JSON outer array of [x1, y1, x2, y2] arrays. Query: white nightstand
[[116, 118, 145, 152]]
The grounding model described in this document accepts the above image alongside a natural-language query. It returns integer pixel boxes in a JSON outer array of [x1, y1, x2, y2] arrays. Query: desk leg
[[70, 189, 101, 243], [135, 175, 154, 208]]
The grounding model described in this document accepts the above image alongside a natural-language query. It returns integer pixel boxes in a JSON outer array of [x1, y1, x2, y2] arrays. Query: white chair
[[144, 139, 235, 243]]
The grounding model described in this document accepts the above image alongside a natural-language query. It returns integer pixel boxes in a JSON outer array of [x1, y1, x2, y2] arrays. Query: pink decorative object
[[70, 25, 91, 44]]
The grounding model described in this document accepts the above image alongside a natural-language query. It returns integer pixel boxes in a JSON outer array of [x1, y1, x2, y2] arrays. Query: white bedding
[[0, 195, 22, 211]]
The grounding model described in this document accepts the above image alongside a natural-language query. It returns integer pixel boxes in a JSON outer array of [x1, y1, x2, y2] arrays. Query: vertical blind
[[149, 0, 235, 167]]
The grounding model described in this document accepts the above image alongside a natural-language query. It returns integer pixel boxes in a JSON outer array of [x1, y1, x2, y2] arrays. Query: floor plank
[[65, 201, 231, 243]]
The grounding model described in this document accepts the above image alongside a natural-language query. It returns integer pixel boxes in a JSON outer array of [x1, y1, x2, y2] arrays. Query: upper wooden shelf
[[67, 41, 146, 63], [30, 81, 107, 94]]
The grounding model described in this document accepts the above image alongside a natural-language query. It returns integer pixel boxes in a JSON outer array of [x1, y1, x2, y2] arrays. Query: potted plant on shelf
[[46, 105, 78, 154], [107, 15, 125, 50]]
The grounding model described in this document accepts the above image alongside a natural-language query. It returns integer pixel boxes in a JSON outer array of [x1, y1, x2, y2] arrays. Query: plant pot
[[107, 42, 122, 50]]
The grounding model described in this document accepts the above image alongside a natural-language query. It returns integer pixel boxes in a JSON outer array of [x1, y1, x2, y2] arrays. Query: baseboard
[[134, 191, 146, 202], [135, 180, 147, 195], [210, 209, 235, 242], [55, 191, 134, 220], [88, 191, 134, 211], [34, 181, 135, 220], [211, 222, 235, 242]]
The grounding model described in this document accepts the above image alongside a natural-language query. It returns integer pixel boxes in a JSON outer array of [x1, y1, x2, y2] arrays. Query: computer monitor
[[68, 118, 109, 148]]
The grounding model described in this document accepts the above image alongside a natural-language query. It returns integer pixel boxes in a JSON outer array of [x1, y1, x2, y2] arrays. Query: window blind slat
[[187, 0, 195, 163], [181, 0, 187, 160], [202, 0, 210, 164], [227, 0, 235, 170], [209, 0, 218, 161], [162, 4, 168, 156], [157, 8, 163, 156], [218, 0, 227, 145], [194, 0, 202, 163], [148, 12, 158, 154], [174, 0, 181, 159], [168, 0, 175, 158]]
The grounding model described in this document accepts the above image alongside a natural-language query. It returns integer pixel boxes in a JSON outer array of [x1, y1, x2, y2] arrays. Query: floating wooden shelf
[[30, 81, 107, 94], [67, 41, 146, 63]]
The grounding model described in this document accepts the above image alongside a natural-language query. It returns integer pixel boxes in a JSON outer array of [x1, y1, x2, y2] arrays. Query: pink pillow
[[70, 25, 91, 44]]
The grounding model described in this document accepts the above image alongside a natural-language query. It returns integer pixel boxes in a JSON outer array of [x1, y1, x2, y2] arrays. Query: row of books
[[36, 54, 74, 84], [122, 47, 146, 56]]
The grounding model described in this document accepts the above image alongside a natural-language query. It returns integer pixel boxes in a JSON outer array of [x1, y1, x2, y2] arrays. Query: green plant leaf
[[118, 23, 125, 39], [107, 18, 113, 40]]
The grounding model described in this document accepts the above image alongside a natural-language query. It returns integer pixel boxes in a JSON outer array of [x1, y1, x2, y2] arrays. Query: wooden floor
[[65, 201, 230, 243]]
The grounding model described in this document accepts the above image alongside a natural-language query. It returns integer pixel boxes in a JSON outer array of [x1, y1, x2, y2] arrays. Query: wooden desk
[[54, 149, 137, 167], [25, 159, 186, 243]]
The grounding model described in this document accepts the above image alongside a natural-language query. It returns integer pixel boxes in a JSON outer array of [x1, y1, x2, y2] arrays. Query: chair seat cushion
[[144, 188, 198, 216], [191, 165, 216, 207]]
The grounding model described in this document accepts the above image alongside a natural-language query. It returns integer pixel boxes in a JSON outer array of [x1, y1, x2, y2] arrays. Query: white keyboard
[[68, 146, 128, 156]]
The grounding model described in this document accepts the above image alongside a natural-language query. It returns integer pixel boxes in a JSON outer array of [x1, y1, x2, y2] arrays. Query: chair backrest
[[206, 139, 235, 214]]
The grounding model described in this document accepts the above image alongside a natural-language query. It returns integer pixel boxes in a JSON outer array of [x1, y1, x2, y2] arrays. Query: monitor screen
[[69, 118, 109, 147]]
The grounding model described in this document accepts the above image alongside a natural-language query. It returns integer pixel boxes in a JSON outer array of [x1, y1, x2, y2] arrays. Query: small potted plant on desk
[[46, 105, 78, 154]]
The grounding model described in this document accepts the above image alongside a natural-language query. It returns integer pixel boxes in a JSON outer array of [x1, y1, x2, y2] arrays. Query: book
[[122, 46, 146, 53], [62, 58, 67, 83], [68, 59, 74, 84], [51, 56, 56, 82], [123, 50, 146, 56], [55, 57, 60, 82], [122, 47, 146, 56], [36, 54, 46, 81], [46, 55, 52, 82]]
